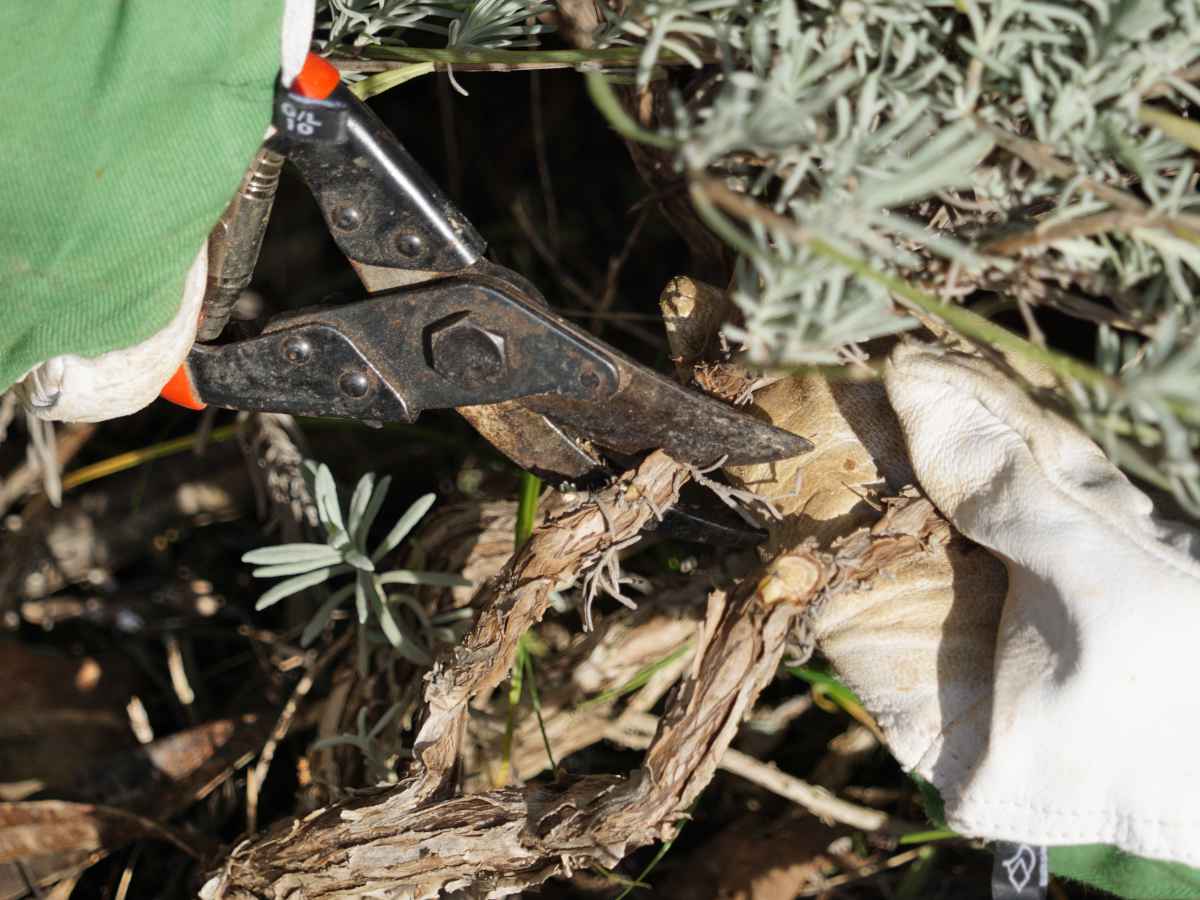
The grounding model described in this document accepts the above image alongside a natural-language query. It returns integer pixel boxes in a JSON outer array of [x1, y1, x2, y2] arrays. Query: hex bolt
[[338, 370, 371, 399], [395, 232, 425, 259], [426, 314, 507, 388], [331, 204, 362, 232], [281, 335, 313, 365]]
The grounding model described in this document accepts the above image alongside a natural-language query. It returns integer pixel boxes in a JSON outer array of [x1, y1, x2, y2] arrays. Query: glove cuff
[[16, 247, 206, 423]]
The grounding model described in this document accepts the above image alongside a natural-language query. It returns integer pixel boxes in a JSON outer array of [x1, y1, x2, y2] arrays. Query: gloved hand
[[875, 344, 1200, 861], [4, 0, 315, 423], [729, 343, 1200, 896]]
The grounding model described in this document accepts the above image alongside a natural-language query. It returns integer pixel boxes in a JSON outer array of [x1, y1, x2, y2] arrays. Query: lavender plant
[[315, 0, 553, 54], [315, 0, 1200, 513], [244, 461, 469, 665]]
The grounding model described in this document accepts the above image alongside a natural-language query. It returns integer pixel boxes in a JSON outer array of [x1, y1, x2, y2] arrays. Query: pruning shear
[[163, 55, 810, 510]]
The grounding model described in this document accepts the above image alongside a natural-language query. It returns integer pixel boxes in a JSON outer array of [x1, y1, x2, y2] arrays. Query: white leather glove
[[813, 344, 1200, 867], [15, 0, 315, 424]]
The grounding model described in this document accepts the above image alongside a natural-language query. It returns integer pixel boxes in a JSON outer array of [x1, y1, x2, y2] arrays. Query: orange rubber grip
[[293, 53, 340, 100], [161, 363, 206, 411]]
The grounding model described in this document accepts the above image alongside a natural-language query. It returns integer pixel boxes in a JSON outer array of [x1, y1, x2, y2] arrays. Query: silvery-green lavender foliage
[[244, 461, 469, 665], [315, 0, 553, 52], [604, 0, 1200, 510], [310, 702, 410, 784], [315, 0, 1200, 512]]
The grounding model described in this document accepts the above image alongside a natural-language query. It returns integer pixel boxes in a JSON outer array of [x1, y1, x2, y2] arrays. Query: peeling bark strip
[[753, 491, 950, 611], [407, 451, 693, 801]]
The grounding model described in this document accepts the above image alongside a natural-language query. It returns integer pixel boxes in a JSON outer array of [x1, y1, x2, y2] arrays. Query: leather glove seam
[[892, 353, 1200, 585]]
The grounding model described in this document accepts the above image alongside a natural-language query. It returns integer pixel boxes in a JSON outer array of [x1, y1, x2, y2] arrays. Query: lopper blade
[[521, 363, 812, 468]]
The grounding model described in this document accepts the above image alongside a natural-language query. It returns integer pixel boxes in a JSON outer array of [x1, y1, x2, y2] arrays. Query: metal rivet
[[395, 233, 424, 258], [281, 335, 313, 365], [338, 371, 371, 399], [331, 205, 362, 232]]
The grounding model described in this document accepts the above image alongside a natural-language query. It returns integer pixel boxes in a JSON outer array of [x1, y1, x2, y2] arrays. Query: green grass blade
[[515, 471, 541, 549], [615, 830, 680, 900], [522, 648, 556, 772], [787, 665, 862, 708], [576, 642, 692, 710]]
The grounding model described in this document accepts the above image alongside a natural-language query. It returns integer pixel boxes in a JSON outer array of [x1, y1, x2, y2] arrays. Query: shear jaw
[[185, 60, 813, 488]]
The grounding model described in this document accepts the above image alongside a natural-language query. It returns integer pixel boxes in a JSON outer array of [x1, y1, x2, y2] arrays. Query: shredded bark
[[406, 451, 691, 801], [199, 351, 963, 899], [208, 586, 794, 898]]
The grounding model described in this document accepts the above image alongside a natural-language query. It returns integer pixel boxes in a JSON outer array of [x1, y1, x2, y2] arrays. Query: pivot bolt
[[426, 314, 507, 388]]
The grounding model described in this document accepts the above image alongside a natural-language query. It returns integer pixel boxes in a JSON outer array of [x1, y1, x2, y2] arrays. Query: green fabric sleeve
[[0, 1, 285, 393], [1051, 846, 1200, 900]]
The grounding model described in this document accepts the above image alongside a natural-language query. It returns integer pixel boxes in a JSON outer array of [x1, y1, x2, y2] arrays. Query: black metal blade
[[522, 365, 812, 467]]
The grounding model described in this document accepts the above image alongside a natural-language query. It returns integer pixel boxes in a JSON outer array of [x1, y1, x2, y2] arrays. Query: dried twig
[[607, 710, 917, 835], [237, 413, 317, 539], [246, 632, 353, 834], [0, 800, 203, 864], [510, 199, 663, 350], [795, 847, 928, 896], [23, 416, 61, 509], [0, 423, 95, 516]]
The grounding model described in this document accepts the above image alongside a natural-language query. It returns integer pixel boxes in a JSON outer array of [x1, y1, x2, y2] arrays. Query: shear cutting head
[[179, 55, 811, 488]]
